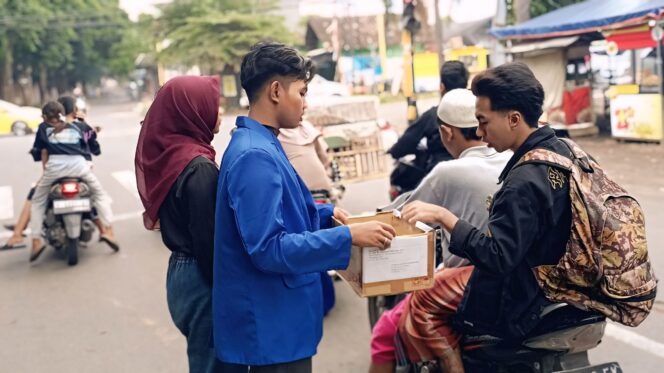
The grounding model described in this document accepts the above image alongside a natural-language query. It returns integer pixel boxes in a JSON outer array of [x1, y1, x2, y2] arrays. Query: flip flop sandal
[[29, 245, 46, 262], [1, 242, 27, 251], [99, 236, 120, 252]]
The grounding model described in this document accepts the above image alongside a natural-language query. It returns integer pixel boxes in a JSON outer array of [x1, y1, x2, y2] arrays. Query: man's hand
[[348, 221, 397, 250], [401, 201, 459, 232], [333, 207, 350, 224]]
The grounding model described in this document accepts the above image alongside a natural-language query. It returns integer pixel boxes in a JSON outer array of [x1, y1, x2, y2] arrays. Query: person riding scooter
[[2, 97, 115, 253], [387, 61, 469, 197], [369, 89, 512, 373], [395, 62, 588, 372], [28, 101, 117, 262]]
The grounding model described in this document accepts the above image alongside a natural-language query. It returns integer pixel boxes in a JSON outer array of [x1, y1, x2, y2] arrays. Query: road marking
[[111, 210, 142, 222], [605, 322, 664, 359], [0, 186, 14, 220], [112, 170, 141, 201]]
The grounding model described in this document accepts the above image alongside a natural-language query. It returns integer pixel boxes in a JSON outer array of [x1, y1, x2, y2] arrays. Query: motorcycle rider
[[2, 97, 114, 252], [397, 62, 577, 372], [387, 61, 469, 193], [369, 89, 511, 373], [28, 101, 117, 262]]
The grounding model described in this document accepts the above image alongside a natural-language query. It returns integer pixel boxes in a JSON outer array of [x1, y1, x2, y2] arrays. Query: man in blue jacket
[[214, 42, 396, 372]]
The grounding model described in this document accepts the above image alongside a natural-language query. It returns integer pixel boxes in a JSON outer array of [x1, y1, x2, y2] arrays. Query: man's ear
[[440, 124, 453, 141], [268, 80, 281, 104], [509, 111, 522, 129]]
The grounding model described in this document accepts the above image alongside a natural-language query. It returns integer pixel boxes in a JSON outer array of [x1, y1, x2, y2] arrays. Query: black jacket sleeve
[[387, 107, 437, 159], [448, 166, 544, 275], [181, 160, 219, 285], [30, 123, 48, 162], [75, 121, 101, 156]]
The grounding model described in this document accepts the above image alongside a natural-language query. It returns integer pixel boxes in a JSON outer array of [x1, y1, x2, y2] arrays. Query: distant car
[[238, 75, 350, 109], [0, 99, 42, 136]]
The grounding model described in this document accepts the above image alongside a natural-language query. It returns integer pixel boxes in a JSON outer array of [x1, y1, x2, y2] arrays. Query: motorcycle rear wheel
[[66, 237, 79, 266]]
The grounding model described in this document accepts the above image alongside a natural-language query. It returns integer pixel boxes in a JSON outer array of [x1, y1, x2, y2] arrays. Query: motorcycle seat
[[54, 177, 84, 184], [461, 303, 604, 348]]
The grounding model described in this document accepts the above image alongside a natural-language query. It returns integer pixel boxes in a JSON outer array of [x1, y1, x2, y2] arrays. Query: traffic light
[[402, 0, 421, 35]]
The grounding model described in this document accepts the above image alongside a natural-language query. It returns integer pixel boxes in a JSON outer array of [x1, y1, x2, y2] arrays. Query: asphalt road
[[1, 97, 663, 372]]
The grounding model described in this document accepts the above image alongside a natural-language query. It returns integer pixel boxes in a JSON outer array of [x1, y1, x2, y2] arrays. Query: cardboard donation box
[[335, 211, 435, 297]]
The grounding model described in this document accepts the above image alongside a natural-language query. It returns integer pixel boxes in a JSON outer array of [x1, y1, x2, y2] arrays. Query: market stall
[[490, 0, 664, 140]]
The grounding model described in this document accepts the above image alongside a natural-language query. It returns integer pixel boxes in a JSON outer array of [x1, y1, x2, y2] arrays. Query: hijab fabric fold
[[135, 75, 220, 229]]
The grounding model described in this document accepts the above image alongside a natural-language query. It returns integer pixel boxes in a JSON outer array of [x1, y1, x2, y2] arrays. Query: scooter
[[42, 177, 97, 265], [394, 304, 620, 373]]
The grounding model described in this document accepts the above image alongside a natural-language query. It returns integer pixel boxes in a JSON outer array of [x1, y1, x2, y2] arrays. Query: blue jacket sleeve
[[316, 203, 335, 229], [227, 149, 352, 275]]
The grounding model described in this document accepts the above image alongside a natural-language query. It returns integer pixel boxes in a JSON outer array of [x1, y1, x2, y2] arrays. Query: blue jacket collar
[[236, 116, 278, 143]]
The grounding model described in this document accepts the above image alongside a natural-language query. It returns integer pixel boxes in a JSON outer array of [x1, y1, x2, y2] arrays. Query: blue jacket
[[213, 116, 352, 365]]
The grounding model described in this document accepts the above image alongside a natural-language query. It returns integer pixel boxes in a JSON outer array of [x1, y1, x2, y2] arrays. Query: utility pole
[[402, 0, 421, 124], [376, 13, 388, 93]]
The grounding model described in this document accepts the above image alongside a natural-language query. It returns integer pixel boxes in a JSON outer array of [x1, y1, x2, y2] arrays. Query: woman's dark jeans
[[167, 252, 223, 373]]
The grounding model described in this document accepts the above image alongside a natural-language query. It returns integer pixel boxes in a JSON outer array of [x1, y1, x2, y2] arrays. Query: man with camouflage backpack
[[397, 62, 656, 372]]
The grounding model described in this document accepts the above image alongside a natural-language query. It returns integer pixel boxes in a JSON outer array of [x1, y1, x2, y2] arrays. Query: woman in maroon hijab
[[135, 75, 224, 372]]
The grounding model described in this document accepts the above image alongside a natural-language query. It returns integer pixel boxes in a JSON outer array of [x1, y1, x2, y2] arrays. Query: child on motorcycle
[[28, 101, 117, 262]]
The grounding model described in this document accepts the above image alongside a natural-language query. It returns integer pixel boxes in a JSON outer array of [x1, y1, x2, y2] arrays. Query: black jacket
[[158, 156, 219, 286], [387, 106, 453, 171], [449, 126, 573, 339]]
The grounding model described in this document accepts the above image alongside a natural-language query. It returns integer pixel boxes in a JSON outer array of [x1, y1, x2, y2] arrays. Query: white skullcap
[[436, 88, 478, 128]]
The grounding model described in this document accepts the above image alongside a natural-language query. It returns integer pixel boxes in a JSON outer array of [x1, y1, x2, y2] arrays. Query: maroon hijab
[[135, 75, 220, 229]]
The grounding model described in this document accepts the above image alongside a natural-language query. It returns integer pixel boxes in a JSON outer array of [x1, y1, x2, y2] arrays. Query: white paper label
[[362, 235, 428, 283]]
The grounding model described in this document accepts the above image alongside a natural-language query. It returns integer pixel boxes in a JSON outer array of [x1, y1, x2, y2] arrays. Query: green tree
[[0, 0, 149, 102], [156, 0, 295, 73]]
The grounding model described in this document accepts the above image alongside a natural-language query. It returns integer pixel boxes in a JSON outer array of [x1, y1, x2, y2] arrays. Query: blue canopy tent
[[491, 0, 664, 40]]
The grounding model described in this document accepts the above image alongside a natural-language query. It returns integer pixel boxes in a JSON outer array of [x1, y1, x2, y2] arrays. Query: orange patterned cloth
[[398, 266, 474, 362]]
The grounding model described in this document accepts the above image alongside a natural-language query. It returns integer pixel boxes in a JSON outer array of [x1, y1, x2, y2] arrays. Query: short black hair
[[57, 96, 76, 116], [471, 62, 544, 128], [42, 101, 65, 120], [459, 126, 481, 141], [240, 42, 315, 104], [440, 61, 469, 91]]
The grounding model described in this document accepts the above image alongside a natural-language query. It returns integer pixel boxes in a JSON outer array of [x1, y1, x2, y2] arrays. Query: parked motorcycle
[[42, 177, 96, 265]]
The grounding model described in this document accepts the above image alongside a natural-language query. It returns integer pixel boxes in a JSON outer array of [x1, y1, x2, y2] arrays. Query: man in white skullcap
[[405, 88, 513, 268], [369, 89, 512, 373]]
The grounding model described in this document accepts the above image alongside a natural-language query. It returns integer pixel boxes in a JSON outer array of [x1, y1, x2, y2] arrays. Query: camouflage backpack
[[517, 138, 657, 327]]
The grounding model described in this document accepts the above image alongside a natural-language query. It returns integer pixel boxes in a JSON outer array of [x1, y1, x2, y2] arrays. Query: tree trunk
[[0, 38, 13, 100], [38, 64, 49, 102]]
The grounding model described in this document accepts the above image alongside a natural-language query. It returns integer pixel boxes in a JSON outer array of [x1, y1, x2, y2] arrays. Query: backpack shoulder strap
[[516, 148, 573, 172]]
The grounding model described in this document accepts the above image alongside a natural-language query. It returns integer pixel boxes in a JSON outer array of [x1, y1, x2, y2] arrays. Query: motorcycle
[[310, 160, 346, 205], [394, 304, 620, 373], [42, 177, 96, 265]]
